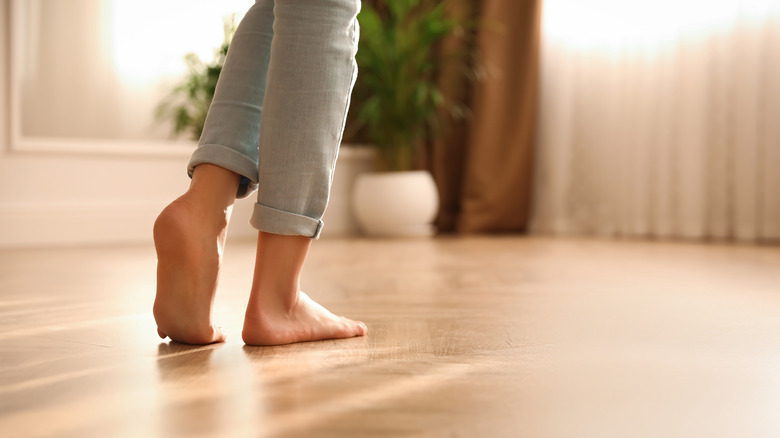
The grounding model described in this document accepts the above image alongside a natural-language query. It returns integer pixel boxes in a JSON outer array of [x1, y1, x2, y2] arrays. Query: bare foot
[[242, 291, 367, 346], [153, 164, 239, 345], [241, 232, 367, 346]]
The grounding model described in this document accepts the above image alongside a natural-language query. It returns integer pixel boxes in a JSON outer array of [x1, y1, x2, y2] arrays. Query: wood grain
[[1, 237, 779, 437]]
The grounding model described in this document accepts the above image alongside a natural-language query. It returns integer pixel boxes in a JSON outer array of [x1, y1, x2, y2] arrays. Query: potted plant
[[155, 18, 237, 141], [349, 0, 469, 237]]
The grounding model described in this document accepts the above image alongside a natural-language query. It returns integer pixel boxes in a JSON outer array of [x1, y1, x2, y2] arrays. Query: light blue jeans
[[187, 0, 361, 238]]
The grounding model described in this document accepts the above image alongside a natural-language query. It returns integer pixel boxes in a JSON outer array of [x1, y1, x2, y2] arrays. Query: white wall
[[0, 0, 259, 248]]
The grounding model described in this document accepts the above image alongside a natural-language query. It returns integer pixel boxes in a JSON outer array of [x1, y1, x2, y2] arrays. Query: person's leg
[[242, 0, 366, 345], [154, 0, 274, 344]]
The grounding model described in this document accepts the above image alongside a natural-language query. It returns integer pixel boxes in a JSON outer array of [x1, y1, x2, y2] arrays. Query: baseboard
[[0, 201, 163, 248]]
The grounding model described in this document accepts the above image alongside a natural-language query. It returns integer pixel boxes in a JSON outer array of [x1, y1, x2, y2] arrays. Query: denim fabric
[[188, 0, 361, 238]]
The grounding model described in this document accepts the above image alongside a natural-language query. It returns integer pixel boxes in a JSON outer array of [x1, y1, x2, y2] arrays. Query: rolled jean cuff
[[187, 144, 259, 199], [250, 202, 323, 239]]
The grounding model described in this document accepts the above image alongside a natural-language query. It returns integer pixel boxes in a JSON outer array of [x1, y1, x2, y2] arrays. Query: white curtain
[[532, 0, 780, 242]]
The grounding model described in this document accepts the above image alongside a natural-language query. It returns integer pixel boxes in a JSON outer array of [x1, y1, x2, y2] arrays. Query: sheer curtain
[[532, 0, 780, 242]]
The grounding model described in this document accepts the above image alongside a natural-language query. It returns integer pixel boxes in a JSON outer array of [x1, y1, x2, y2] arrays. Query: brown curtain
[[432, 0, 542, 234]]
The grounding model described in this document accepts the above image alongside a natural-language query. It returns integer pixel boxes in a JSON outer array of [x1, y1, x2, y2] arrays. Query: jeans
[[187, 0, 361, 238]]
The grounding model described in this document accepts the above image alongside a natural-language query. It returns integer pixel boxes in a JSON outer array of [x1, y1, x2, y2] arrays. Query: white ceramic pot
[[352, 170, 439, 237], [321, 145, 376, 237]]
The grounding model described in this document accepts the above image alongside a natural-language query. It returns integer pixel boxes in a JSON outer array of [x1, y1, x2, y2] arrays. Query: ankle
[[188, 164, 241, 210], [248, 232, 311, 313], [177, 190, 232, 230], [247, 281, 301, 315]]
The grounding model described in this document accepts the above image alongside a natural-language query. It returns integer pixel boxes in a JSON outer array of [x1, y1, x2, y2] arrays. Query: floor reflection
[[155, 342, 263, 438]]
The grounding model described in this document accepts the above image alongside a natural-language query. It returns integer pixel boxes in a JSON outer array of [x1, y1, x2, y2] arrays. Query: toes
[[211, 326, 228, 343], [157, 325, 226, 345], [186, 326, 227, 345], [345, 319, 367, 337], [356, 321, 368, 336], [337, 317, 367, 338]]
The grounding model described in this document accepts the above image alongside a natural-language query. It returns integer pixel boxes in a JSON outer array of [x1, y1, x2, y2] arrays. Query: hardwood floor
[[1, 236, 779, 437]]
